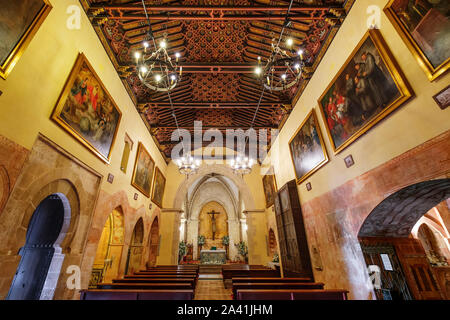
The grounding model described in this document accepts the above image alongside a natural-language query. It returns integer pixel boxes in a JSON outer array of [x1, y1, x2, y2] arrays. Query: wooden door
[[274, 180, 313, 279]]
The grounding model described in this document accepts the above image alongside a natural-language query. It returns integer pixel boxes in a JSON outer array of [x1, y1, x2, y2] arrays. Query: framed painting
[[51, 53, 122, 163], [262, 174, 278, 208], [318, 29, 413, 154], [384, 0, 449, 81], [289, 109, 329, 184], [0, 0, 52, 79], [132, 142, 155, 197], [151, 167, 166, 208]]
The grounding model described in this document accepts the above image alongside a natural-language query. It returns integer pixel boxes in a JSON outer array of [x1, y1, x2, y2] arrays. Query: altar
[[200, 249, 227, 265]]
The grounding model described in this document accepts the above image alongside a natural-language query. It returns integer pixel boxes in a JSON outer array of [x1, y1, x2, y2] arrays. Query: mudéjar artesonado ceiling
[[80, 0, 355, 161]]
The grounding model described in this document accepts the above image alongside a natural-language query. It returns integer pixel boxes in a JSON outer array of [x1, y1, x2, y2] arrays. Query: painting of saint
[[384, 0, 449, 80], [318, 30, 413, 154], [51, 54, 121, 162], [151, 167, 166, 208], [262, 174, 277, 208], [289, 110, 329, 184], [0, 0, 51, 79], [132, 143, 155, 198]]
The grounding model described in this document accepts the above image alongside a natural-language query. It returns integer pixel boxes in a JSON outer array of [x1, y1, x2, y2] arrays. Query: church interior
[[0, 0, 449, 302]]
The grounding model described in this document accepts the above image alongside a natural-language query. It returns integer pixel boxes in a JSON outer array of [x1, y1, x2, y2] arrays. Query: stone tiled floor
[[194, 279, 232, 300]]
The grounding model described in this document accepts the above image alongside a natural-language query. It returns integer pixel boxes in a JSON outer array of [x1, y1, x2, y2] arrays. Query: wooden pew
[[80, 289, 194, 300], [113, 278, 196, 288], [134, 271, 198, 276], [97, 282, 193, 290], [222, 268, 281, 288], [125, 274, 196, 279], [148, 265, 198, 270], [232, 282, 324, 298], [235, 289, 349, 300], [232, 277, 313, 284]]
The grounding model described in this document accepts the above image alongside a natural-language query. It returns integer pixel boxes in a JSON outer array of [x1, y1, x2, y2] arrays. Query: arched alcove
[[89, 207, 125, 286], [358, 179, 450, 300], [125, 218, 144, 275], [7, 193, 70, 300], [184, 173, 243, 261], [147, 217, 160, 267]]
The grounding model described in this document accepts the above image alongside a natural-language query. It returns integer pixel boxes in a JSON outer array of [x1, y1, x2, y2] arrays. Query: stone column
[[187, 218, 199, 260], [243, 209, 268, 265], [159, 208, 184, 265], [227, 219, 240, 261]]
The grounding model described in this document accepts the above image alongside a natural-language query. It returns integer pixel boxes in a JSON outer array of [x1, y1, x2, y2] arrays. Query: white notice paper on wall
[[380, 253, 393, 271]]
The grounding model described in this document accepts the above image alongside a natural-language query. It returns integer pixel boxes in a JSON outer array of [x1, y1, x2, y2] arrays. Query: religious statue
[[207, 210, 220, 240]]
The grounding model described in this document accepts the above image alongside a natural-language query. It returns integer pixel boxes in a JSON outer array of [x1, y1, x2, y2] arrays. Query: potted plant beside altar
[[178, 241, 187, 264], [198, 235, 205, 254], [222, 235, 229, 260], [236, 241, 248, 264]]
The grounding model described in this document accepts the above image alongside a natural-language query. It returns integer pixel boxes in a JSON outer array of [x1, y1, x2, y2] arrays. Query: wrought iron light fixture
[[230, 155, 254, 175], [134, 1, 182, 92], [176, 155, 201, 176], [255, 34, 305, 92]]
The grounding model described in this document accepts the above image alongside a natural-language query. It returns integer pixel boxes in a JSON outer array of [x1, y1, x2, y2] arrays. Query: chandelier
[[134, 1, 182, 92], [255, 36, 305, 92], [230, 155, 255, 175], [176, 155, 201, 176]]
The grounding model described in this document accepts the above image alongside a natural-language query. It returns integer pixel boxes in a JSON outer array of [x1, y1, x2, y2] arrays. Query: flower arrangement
[[272, 253, 279, 263], [178, 241, 187, 262], [222, 235, 230, 246], [198, 235, 206, 246], [236, 241, 248, 258]]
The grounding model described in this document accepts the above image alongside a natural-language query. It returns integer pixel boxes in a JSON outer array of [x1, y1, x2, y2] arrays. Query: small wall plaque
[[344, 155, 354, 168], [134, 193, 138, 200], [107, 173, 114, 184], [433, 85, 450, 110], [306, 182, 312, 191]]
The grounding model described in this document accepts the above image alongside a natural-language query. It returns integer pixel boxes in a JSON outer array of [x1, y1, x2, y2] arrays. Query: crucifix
[[207, 210, 220, 240]]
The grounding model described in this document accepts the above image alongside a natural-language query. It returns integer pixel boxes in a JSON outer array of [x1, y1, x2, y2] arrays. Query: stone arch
[[17, 180, 80, 255], [188, 175, 239, 220], [125, 217, 145, 275], [147, 215, 160, 267], [173, 164, 256, 210], [358, 179, 450, 238]]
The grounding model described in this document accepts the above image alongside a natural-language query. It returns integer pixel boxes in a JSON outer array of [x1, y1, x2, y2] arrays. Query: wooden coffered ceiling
[[80, 0, 354, 161]]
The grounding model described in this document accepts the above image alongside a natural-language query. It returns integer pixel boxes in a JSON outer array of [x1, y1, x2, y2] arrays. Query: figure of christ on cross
[[207, 210, 220, 240]]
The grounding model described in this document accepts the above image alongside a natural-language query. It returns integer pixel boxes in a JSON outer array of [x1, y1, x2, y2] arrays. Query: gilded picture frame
[[262, 173, 278, 208], [384, 0, 449, 81], [318, 29, 413, 154], [0, 0, 52, 79], [289, 109, 329, 184], [151, 166, 166, 208], [51, 53, 122, 163], [131, 142, 155, 198]]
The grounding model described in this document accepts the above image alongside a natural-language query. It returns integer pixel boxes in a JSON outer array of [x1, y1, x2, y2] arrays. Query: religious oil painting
[[132, 142, 155, 198], [318, 29, 413, 154], [151, 166, 166, 208], [289, 109, 329, 184], [0, 0, 52, 79], [384, 0, 449, 81], [262, 174, 278, 208], [51, 53, 122, 163]]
